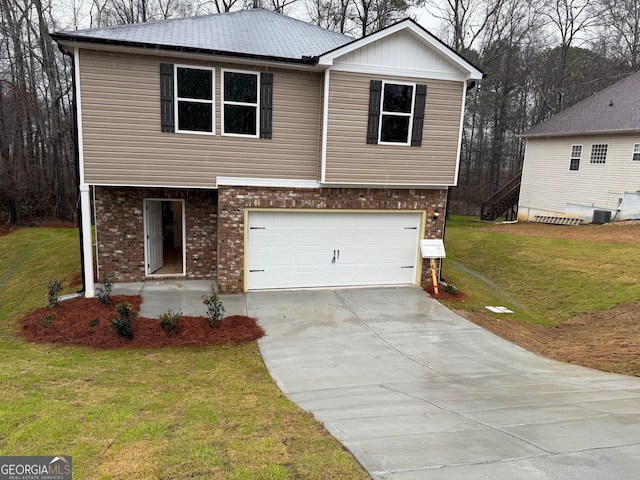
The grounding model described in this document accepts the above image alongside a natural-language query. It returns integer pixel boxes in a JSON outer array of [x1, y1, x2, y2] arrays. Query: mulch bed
[[21, 295, 264, 349], [423, 285, 468, 301]]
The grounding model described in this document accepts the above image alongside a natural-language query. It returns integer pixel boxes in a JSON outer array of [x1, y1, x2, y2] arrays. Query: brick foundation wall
[[94, 186, 217, 282], [217, 186, 447, 293]]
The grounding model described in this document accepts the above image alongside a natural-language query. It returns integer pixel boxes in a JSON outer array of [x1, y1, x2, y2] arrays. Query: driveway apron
[[245, 287, 640, 480]]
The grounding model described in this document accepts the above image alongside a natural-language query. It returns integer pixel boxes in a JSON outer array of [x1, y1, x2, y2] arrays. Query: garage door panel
[[247, 211, 422, 290]]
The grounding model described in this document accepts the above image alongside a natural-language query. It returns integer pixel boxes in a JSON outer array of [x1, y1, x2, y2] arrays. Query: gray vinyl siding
[[520, 135, 640, 214], [78, 49, 323, 187], [325, 71, 464, 185]]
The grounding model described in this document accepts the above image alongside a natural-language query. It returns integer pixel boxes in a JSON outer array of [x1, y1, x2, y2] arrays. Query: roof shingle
[[53, 8, 352, 63], [521, 70, 640, 138]]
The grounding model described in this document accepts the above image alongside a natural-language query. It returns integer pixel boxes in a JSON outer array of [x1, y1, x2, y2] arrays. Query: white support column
[[80, 184, 95, 298]]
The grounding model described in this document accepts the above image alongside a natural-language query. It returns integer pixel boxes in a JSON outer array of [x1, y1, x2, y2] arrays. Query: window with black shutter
[[366, 80, 427, 146], [160, 65, 273, 138]]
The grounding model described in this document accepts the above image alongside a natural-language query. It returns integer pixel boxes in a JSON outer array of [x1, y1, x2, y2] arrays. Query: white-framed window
[[222, 69, 260, 137], [589, 144, 608, 164], [569, 145, 582, 171], [378, 81, 416, 145], [174, 65, 215, 134], [633, 144, 640, 161]]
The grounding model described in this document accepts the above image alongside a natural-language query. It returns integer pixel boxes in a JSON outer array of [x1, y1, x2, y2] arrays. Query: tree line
[[1, 0, 638, 223]]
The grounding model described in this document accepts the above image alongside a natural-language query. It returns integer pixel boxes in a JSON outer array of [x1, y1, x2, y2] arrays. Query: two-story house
[[52, 9, 483, 296], [519, 71, 640, 224]]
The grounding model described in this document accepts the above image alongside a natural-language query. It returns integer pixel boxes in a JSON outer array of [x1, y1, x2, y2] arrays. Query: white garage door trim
[[245, 209, 424, 290]]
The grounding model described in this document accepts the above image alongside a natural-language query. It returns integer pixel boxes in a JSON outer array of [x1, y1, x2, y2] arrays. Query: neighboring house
[[52, 9, 483, 296], [519, 71, 640, 224]]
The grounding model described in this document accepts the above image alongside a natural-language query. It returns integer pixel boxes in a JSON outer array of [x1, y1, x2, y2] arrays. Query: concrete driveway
[[237, 287, 640, 480]]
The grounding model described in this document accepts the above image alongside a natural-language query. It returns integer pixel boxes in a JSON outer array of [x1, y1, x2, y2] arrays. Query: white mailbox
[[420, 239, 446, 259]]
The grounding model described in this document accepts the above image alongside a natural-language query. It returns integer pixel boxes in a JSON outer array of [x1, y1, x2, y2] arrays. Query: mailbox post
[[420, 239, 446, 295]]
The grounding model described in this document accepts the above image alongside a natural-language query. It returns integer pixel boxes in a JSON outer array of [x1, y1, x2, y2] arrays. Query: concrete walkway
[[126, 282, 640, 479]]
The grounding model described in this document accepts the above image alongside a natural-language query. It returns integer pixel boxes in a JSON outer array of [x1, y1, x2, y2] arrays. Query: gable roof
[[53, 9, 483, 79], [52, 8, 352, 64], [521, 70, 640, 138], [319, 19, 483, 81]]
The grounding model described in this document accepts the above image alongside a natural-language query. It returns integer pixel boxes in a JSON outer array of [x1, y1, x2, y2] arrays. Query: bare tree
[[0, 0, 76, 223], [307, 0, 352, 32], [537, 0, 598, 112], [597, 0, 640, 70]]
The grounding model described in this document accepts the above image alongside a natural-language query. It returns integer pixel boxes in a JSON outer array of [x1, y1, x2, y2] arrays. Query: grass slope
[[0, 228, 368, 479], [441, 216, 640, 326]]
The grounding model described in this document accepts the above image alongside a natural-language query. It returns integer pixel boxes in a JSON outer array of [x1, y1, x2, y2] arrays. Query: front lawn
[[0, 228, 368, 479]]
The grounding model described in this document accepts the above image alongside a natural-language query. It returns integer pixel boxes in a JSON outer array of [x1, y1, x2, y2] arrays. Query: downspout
[[58, 43, 85, 295]]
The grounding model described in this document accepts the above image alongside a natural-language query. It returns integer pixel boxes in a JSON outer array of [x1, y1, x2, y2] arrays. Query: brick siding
[[217, 186, 447, 293], [94, 187, 217, 282]]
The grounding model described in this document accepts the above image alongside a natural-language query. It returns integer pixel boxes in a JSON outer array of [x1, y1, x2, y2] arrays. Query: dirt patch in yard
[[21, 295, 264, 349], [451, 300, 640, 376], [476, 219, 640, 244]]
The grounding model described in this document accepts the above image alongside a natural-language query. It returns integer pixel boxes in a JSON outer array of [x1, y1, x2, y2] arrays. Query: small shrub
[[444, 283, 458, 295], [203, 287, 225, 328], [46, 278, 63, 309], [96, 277, 113, 305], [159, 309, 181, 333], [109, 302, 137, 339], [88, 318, 100, 327], [41, 312, 56, 327]]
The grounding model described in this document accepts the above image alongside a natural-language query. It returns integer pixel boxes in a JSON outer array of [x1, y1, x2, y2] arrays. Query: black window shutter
[[411, 84, 427, 147], [160, 63, 174, 133], [366, 80, 382, 144], [260, 72, 273, 139]]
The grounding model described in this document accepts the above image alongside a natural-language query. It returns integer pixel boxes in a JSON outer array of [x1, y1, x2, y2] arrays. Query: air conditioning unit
[[593, 210, 611, 224]]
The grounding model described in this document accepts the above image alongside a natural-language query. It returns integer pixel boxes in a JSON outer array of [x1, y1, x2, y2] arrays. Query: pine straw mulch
[[21, 295, 264, 349]]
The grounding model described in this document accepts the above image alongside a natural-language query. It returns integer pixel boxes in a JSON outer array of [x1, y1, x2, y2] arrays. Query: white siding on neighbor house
[[519, 135, 640, 218], [332, 30, 467, 81]]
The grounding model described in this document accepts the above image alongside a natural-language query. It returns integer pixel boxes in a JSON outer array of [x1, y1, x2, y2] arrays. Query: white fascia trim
[[90, 182, 217, 189], [321, 69, 330, 183], [319, 21, 483, 80], [74, 48, 86, 184], [319, 182, 451, 189], [453, 81, 468, 186], [216, 177, 320, 188], [330, 62, 469, 82]]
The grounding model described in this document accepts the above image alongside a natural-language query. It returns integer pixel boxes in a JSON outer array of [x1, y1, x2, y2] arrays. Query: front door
[[146, 200, 164, 274]]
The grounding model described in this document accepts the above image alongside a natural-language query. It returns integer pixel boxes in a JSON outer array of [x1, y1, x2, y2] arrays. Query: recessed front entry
[[144, 199, 185, 276], [246, 210, 423, 290]]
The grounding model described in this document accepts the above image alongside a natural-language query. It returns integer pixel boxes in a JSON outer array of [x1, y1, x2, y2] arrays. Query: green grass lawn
[[0, 228, 368, 479], [441, 216, 640, 326]]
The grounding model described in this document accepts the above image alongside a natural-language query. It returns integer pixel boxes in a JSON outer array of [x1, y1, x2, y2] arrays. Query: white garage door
[[247, 211, 422, 290]]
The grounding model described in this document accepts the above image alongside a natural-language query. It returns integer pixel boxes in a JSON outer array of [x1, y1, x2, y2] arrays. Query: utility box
[[592, 210, 612, 224]]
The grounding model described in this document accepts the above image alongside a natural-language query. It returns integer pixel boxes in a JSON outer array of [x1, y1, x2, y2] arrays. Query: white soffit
[[319, 21, 483, 82]]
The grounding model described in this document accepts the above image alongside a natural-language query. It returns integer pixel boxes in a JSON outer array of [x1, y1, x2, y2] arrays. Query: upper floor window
[[380, 82, 415, 145], [590, 144, 608, 164], [366, 80, 427, 147], [633, 144, 640, 161], [175, 66, 214, 134], [222, 70, 259, 137], [159, 63, 273, 138], [569, 145, 581, 171]]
